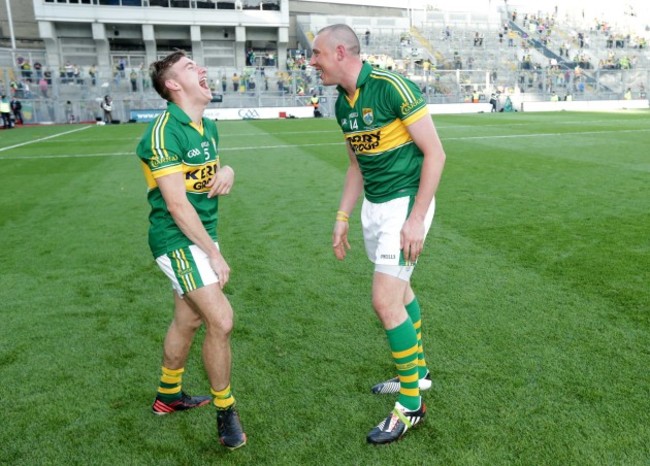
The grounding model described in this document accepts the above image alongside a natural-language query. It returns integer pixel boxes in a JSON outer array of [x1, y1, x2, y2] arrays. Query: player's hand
[[207, 165, 235, 198], [332, 221, 351, 261], [400, 216, 425, 264], [208, 253, 230, 288]]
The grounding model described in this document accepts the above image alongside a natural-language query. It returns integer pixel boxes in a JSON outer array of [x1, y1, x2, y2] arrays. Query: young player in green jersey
[[136, 50, 246, 450], [310, 25, 447, 445]]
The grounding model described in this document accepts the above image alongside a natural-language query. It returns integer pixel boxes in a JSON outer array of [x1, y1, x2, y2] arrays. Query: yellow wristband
[[336, 216, 349, 223], [336, 210, 349, 219]]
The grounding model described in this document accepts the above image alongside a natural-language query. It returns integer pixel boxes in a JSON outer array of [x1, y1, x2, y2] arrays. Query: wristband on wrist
[[336, 210, 349, 222]]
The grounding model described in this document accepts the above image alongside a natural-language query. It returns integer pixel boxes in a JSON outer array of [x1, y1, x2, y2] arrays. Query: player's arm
[[157, 172, 230, 287], [333, 142, 364, 261], [401, 115, 446, 262]]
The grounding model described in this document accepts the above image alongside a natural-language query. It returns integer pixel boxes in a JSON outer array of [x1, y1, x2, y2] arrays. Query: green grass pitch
[[1, 110, 649, 465]]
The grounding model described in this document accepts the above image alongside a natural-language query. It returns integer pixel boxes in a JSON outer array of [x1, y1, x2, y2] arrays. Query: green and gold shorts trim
[[155, 243, 220, 296]]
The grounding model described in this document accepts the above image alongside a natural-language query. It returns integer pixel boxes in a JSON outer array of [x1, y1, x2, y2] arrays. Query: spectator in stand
[[89, 65, 97, 86], [73, 64, 82, 84], [232, 73, 240, 92], [21, 60, 32, 80], [10, 98, 23, 125], [277, 74, 286, 93], [39, 77, 49, 98], [20, 80, 31, 99], [221, 75, 227, 93], [508, 30, 516, 47], [624, 87, 632, 100], [65, 61, 74, 82], [130, 69, 138, 92], [139, 63, 148, 90], [365, 29, 371, 46]]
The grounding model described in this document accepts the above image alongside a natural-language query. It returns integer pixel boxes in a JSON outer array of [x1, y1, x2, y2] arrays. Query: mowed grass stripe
[[1, 112, 649, 464]]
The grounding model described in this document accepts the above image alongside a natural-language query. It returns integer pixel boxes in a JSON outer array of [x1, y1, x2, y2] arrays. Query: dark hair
[[149, 50, 186, 101]]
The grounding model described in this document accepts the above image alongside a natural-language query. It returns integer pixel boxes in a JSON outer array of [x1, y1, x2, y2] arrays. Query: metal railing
[[41, 0, 281, 10], [1, 65, 648, 124]]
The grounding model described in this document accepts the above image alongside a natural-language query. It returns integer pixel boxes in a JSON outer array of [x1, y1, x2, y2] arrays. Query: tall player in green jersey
[[310, 25, 446, 445], [136, 51, 246, 450]]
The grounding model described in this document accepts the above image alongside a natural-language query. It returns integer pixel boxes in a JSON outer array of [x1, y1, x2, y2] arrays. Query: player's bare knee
[[186, 315, 203, 332], [203, 311, 234, 336], [371, 294, 390, 315]]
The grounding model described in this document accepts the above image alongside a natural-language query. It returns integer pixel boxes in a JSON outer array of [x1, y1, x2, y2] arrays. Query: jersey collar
[[337, 61, 373, 106], [356, 61, 373, 87], [167, 101, 192, 125], [167, 101, 204, 135], [336, 61, 372, 94]]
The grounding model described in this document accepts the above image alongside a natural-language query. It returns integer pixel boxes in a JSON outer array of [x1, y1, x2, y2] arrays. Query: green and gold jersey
[[335, 62, 429, 203], [136, 102, 220, 258]]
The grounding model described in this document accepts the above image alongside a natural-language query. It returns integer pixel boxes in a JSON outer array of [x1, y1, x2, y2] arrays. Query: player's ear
[[164, 78, 181, 92], [335, 44, 346, 60]]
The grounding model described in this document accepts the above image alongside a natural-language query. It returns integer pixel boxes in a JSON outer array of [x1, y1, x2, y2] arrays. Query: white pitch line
[[0, 128, 648, 160], [0, 125, 93, 153]]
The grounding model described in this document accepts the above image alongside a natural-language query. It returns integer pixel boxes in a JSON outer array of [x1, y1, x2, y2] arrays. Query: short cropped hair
[[317, 24, 361, 56], [149, 50, 186, 101]]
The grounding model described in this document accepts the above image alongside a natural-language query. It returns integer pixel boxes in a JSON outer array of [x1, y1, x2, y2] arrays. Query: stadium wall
[[124, 99, 650, 124]]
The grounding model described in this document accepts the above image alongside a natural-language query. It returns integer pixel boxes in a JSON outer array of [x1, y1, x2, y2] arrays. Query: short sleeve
[[384, 74, 428, 126], [137, 118, 184, 179]]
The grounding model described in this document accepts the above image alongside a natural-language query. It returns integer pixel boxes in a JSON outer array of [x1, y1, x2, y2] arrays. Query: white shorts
[[361, 195, 435, 277], [155, 243, 220, 296]]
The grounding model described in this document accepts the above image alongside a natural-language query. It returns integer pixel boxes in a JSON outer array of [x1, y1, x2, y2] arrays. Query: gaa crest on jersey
[[362, 108, 374, 125]]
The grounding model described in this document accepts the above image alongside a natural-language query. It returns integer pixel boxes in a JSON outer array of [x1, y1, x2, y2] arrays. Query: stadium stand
[[0, 0, 648, 123]]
